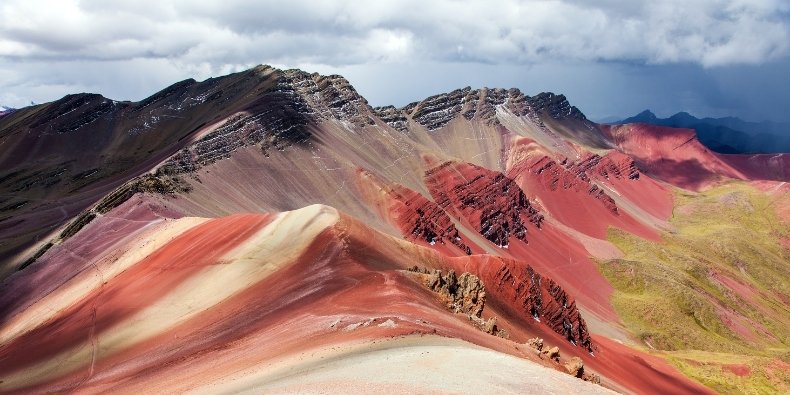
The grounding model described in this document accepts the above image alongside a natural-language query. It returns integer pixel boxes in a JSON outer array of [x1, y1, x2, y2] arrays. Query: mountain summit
[[1, 65, 788, 394]]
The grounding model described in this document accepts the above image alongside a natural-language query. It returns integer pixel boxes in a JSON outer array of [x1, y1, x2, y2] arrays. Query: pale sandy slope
[[211, 336, 615, 395]]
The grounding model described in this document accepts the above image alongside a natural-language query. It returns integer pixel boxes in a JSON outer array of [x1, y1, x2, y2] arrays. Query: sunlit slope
[[602, 182, 790, 393]]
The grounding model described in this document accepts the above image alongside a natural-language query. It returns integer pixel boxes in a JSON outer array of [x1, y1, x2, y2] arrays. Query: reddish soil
[[506, 144, 666, 240], [0, 195, 183, 327], [3, 208, 719, 395], [448, 254, 593, 351], [602, 124, 742, 190], [588, 335, 715, 394], [723, 364, 752, 376], [602, 124, 790, 190], [356, 168, 478, 256], [0, 213, 271, 379], [422, 160, 617, 321], [709, 270, 759, 303]]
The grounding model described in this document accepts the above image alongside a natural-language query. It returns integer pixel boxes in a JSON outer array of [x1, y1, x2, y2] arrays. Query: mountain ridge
[[1, 64, 788, 394], [615, 109, 790, 154]]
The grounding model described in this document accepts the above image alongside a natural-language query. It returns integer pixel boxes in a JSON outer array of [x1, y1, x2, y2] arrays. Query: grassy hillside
[[601, 182, 790, 393]]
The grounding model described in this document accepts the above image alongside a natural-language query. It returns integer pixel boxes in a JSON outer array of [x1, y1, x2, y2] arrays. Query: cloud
[[0, 0, 788, 122], [1, 0, 787, 66]]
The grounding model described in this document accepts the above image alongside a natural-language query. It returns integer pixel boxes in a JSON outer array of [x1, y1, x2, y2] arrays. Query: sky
[[1, 0, 789, 122]]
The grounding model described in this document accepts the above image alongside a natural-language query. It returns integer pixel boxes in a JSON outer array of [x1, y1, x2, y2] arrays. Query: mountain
[[1, 66, 788, 394], [0, 106, 14, 117], [617, 110, 790, 154]]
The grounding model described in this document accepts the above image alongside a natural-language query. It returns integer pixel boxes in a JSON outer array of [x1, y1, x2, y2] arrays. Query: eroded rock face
[[574, 153, 640, 181], [527, 153, 642, 215], [159, 68, 377, 175], [410, 267, 507, 338], [425, 161, 544, 248], [292, 72, 374, 127], [402, 87, 471, 131], [484, 261, 594, 352], [360, 170, 472, 254], [527, 92, 586, 120], [378, 87, 586, 133], [565, 357, 585, 378], [526, 337, 544, 351], [27, 93, 125, 135], [426, 269, 486, 318], [372, 105, 408, 133], [544, 346, 561, 362]]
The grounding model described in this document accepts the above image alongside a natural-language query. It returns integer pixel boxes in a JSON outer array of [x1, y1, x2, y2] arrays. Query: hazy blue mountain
[[616, 110, 790, 154]]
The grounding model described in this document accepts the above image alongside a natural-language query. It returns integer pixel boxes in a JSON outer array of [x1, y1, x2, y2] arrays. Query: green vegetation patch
[[601, 182, 790, 392]]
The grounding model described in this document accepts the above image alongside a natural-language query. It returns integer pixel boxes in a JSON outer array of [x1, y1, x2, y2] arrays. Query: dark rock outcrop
[[529, 153, 640, 214], [360, 170, 472, 254], [527, 92, 586, 120], [372, 105, 408, 133], [380, 87, 587, 133], [484, 261, 594, 352], [425, 161, 544, 247]]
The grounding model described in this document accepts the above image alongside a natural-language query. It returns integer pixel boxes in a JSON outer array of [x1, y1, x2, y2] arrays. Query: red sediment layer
[[596, 151, 674, 221], [424, 161, 544, 248], [0, 214, 271, 377], [0, 195, 183, 327], [448, 254, 712, 394], [423, 159, 617, 321], [599, 124, 790, 190], [723, 364, 751, 377], [6, 209, 709, 395], [506, 141, 667, 239], [605, 123, 790, 190], [450, 255, 593, 352], [587, 335, 716, 394], [358, 169, 475, 255], [601, 124, 741, 191], [719, 153, 790, 181], [14, 221, 521, 393]]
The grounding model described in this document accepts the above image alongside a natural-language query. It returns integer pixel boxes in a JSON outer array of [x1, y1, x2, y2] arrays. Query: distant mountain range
[[0, 106, 15, 117], [613, 110, 790, 154]]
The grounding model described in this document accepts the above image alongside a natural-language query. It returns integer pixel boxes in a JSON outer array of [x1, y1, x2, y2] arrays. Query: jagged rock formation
[[425, 161, 544, 247], [409, 267, 505, 337], [371, 105, 408, 133], [375, 87, 584, 132], [565, 357, 585, 378], [544, 346, 561, 362], [527, 92, 586, 120], [396, 188, 472, 254], [406, 267, 485, 317], [357, 169, 472, 254], [524, 338, 599, 383], [526, 153, 643, 215], [526, 337, 545, 352], [485, 261, 594, 352], [425, 268, 486, 318]]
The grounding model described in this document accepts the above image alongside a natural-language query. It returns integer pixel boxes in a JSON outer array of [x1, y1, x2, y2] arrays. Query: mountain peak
[[615, 109, 790, 154], [621, 109, 658, 123], [637, 109, 657, 119]]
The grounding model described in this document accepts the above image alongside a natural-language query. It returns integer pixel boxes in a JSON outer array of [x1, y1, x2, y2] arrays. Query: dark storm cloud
[[3, 0, 788, 65], [0, 0, 789, 122]]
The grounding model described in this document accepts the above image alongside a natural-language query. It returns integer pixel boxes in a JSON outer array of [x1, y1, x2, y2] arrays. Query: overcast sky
[[1, 0, 789, 122]]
